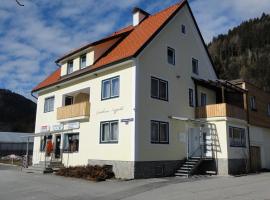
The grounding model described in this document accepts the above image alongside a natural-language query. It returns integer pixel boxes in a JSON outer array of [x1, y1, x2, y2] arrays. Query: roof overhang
[[32, 58, 134, 94], [192, 77, 247, 93]]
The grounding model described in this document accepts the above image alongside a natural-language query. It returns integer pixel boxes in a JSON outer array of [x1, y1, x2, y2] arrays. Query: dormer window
[[67, 60, 73, 74], [80, 54, 87, 69]]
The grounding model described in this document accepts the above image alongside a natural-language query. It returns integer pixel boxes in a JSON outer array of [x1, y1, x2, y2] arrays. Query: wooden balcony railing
[[57, 102, 90, 120], [195, 103, 247, 120]]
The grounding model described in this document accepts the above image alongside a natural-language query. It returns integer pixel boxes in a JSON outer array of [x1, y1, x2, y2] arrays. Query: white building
[[31, 0, 270, 178]]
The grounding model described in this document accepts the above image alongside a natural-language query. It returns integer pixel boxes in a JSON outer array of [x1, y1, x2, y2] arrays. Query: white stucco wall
[[33, 61, 136, 166], [134, 4, 217, 161]]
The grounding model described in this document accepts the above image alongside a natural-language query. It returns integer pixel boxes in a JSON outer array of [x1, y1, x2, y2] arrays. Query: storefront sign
[[67, 122, 80, 129], [40, 125, 50, 133], [52, 124, 64, 131], [121, 118, 134, 124]]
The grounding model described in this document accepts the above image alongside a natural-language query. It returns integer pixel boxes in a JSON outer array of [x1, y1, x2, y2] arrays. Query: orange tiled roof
[[32, 1, 186, 92]]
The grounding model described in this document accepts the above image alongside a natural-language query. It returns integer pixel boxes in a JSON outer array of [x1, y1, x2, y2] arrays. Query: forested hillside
[[208, 13, 270, 91], [0, 89, 36, 132]]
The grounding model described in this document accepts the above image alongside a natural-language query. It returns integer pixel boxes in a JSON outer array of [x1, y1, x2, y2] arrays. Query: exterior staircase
[[175, 157, 203, 177], [23, 161, 64, 174]]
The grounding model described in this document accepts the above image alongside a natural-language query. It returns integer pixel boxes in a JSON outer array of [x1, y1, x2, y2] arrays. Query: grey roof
[[0, 132, 34, 143]]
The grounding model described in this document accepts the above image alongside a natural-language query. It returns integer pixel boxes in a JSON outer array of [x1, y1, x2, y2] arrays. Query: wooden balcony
[[57, 102, 90, 121], [195, 103, 247, 120]]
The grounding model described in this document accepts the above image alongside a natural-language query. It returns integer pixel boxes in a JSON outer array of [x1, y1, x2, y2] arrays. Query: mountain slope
[[0, 89, 36, 132], [208, 13, 270, 91]]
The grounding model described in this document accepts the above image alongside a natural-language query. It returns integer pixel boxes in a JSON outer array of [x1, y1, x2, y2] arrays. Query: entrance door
[[55, 135, 61, 159], [250, 146, 261, 172], [188, 128, 201, 157]]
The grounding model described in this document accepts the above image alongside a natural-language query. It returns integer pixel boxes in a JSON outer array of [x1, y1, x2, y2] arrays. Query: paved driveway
[[0, 164, 270, 200]]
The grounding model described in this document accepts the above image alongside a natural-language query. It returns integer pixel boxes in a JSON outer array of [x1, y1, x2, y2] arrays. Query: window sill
[[230, 145, 246, 148], [151, 142, 169, 144], [100, 141, 118, 144], [101, 96, 119, 101], [151, 96, 168, 102]]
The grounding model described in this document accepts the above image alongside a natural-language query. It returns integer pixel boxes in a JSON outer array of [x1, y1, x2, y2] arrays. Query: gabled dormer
[[57, 34, 125, 77]]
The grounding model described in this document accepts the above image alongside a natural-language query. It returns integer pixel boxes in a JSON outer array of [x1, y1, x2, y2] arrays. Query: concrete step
[[175, 172, 188, 177], [182, 164, 196, 167], [23, 166, 53, 174], [177, 169, 189, 173], [185, 161, 197, 164], [180, 167, 193, 170]]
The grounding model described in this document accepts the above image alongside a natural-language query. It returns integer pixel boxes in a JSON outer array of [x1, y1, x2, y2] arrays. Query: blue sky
[[0, 0, 270, 101]]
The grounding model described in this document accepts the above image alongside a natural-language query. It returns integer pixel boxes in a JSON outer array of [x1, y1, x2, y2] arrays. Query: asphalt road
[[0, 164, 270, 200]]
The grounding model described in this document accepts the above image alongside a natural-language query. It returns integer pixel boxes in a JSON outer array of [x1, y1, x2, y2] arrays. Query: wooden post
[[221, 86, 225, 103]]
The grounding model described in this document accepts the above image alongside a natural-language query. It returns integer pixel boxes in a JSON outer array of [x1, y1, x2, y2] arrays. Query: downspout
[[244, 88, 251, 173], [31, 91, 37, 100]]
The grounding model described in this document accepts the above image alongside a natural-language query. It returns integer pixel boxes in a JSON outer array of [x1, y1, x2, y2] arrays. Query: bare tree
[[16, 0, 24, 6]]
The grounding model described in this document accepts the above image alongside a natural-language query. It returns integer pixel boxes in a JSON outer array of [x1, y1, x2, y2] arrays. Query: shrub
[[56, 165, 114, 182]]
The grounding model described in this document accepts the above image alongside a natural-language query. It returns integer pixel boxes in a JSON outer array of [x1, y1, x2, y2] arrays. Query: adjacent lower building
[[31, 0, 270, 178]]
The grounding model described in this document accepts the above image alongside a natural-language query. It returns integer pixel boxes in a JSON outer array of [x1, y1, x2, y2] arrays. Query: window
[[63, 133, 79, 152], [40, 135, 52, 152], [151, 120, 169, 144], [80, 54, 87, 69], [167, 47, 175, 65], [101, 76, 119, 100], [151, 77, 168, 101], [44, 96, 54, 113], [250, 96, 256, 111], [229, 127, 246, 147], [268, 103, 270, 116], [181, 24, 186, 34], [201, 93, 207, 106], [100, 121, 119, 143], [67, 60, 73, 74], [192, 58, 199, 74], [189, 89, 194, 107], [65, 96, 74, 106]]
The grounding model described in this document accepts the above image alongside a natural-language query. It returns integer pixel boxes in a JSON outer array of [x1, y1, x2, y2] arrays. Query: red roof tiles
[[32, 1, 186, 92]]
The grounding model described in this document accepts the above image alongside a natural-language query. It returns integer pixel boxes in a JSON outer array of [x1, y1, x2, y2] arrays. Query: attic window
[[80, 54, 87, 69], [181, 24, 186, 34], [167, 47, 175, 65], [67, 61, 73, 74]]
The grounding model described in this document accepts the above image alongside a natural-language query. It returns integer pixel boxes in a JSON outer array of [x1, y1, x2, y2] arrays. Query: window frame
[[250, 96, 257, 111], [192, 58, 199, 75], [80, 54, 87, 69], [44, 96, 55, 113], [181, 24, 186, 34], [189, 88, 194, 107], [151, 76, 168, 101], [229, 126, 246, 148], [100, 120, 119, 144], [67, 60, 73, 74], [167, 47, 175, 65], [63, 133, 80, 153], [101, 76, 120, 100], [150, 120, 169, 144], [201, 92, 207, 106], [268, 103, 270, 116]]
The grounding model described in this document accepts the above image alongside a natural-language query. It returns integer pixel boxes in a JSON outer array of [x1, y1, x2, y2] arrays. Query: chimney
[[132, 7, 150, 26]]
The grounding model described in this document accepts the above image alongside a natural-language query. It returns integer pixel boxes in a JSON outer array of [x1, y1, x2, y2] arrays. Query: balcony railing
[[57, 102, 90, 121], [195, 103, 247, 120]]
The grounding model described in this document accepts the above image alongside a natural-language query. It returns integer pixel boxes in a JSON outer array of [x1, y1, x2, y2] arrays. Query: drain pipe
[[31, 91, 38, 100]]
